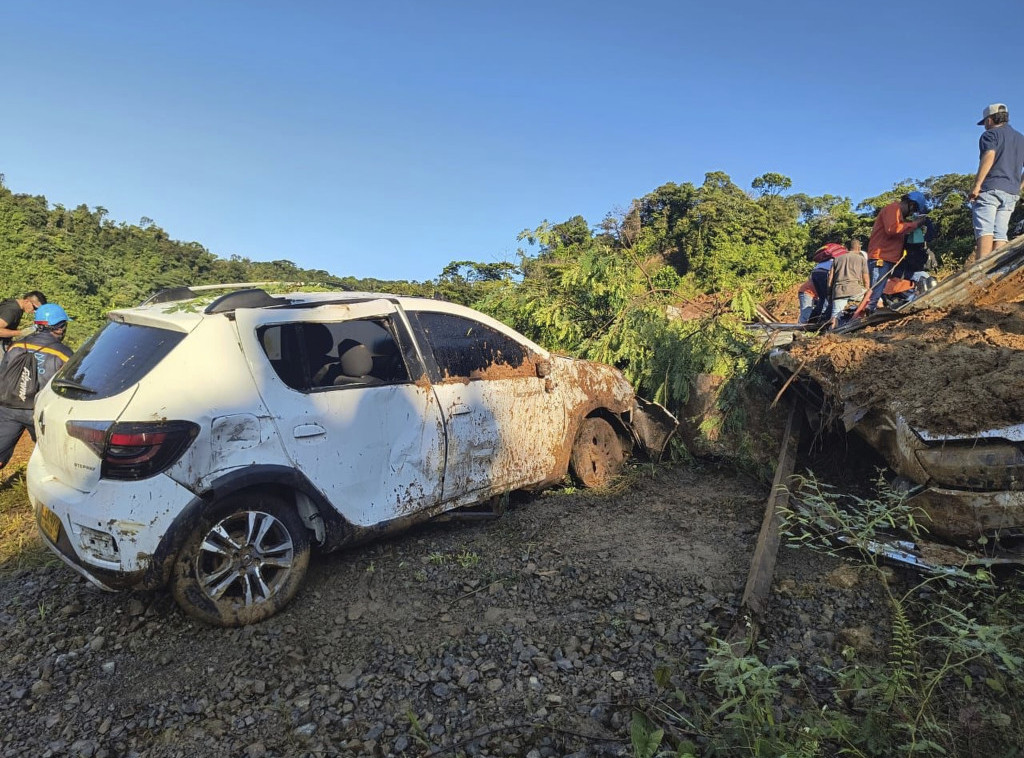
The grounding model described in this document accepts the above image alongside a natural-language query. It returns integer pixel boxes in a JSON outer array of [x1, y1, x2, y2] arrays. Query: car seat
[[305, 324, 337, 387]]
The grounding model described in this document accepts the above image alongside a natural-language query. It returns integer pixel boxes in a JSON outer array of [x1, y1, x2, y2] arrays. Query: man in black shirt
[[0, 291, 47, 352]]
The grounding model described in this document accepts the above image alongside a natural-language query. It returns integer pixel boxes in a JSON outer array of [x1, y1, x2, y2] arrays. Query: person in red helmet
[[0, 303, 74, 469]]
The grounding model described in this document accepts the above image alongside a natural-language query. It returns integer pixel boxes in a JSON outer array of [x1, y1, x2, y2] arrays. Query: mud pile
[[787, 303, 1024, 436]]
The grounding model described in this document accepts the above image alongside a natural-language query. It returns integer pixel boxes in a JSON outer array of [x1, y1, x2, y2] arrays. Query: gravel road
[[0, 464, 885, 757]]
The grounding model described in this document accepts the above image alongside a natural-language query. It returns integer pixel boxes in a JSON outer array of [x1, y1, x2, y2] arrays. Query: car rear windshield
[[52, 321, 186, 400]]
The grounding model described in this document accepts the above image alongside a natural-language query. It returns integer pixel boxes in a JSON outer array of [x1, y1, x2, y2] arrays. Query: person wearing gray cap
[[968, 103, 1024, 261]]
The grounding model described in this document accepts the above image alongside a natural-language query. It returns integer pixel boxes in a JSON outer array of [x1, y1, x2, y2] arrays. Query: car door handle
[[293, 424, 326, 439], [450, 403, 472, 416]]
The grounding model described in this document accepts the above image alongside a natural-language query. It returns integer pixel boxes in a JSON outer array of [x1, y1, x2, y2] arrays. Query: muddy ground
[[0, 457, 893, 758], [785, 303, 1024, 436]]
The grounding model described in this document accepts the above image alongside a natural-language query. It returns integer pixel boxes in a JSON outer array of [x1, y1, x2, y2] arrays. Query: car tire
[[170, 492, 311, 627], [570, 417, 625, 488]]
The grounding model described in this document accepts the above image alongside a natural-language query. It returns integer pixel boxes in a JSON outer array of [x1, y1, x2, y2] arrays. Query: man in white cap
[[968, 103, 1024, 260]]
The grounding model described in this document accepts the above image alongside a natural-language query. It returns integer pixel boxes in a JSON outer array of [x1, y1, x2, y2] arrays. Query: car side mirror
[[536, 360, 552, 378]]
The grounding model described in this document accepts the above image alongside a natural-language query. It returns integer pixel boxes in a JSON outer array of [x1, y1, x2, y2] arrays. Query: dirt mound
[[762, 281, 803, 322], [786, 303, 1024, 436]]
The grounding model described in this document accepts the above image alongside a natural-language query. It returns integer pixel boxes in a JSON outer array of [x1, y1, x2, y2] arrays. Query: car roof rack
[[205, 288, 291, 314], [141, 281, 302, 307]]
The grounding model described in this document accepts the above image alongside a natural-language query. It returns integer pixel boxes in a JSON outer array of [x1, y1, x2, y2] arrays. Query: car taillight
[[66, 420, 199, 480]]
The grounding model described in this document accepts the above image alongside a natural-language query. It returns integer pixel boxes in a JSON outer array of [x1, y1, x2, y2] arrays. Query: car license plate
[[38, 504, 61, 544]]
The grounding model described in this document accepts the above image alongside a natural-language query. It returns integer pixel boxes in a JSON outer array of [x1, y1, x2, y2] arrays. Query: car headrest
[[339, 344, 373, 377]]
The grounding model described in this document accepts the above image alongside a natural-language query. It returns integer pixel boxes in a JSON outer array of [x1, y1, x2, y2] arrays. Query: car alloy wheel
[[172, 492, 310, 626]]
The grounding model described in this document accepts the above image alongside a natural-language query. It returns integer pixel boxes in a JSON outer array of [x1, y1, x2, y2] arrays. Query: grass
[[0, 466, 57, 576]]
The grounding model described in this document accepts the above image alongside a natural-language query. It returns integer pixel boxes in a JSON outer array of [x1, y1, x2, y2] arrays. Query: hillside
[[0, 182, 433, 344]]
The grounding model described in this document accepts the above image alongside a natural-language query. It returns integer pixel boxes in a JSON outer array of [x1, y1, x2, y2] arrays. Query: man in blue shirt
[[968, 103, 1024, 260]]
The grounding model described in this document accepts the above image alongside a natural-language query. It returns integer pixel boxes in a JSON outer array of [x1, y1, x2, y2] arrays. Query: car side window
[[412, 311, 532, 381], [258, 318, 411, 391]]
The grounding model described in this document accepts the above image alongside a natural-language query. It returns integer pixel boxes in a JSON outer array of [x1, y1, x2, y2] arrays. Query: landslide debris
[[785, 303, 1024, 436]]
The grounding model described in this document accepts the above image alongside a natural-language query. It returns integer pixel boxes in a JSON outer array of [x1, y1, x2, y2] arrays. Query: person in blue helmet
[[0, 303, 74, 469], [865, 191, 930, 312]]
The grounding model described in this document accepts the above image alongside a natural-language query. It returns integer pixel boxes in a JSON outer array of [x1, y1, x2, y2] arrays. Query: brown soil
[[3, 464, 839, 756], [786, 303, 1024, 436], [670, 293, 728, 321], [762, 281, 804, 323]]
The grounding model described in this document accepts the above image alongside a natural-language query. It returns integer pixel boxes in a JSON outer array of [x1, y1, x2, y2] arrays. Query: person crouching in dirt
[[896, 212, 934, 277], [0, 304, 74, 469], [827, 245, 870, 329], [866, 191, 930, 311]]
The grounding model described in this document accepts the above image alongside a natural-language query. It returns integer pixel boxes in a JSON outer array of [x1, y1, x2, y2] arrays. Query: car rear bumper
[[27, 449, 198, 587]]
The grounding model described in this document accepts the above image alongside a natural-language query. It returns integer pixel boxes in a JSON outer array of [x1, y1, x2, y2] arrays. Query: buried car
[[28, 287, 676, 626], [768, 237, 1024, 561]]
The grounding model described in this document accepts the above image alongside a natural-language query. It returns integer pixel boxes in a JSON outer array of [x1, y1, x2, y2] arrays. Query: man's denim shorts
[[973, 189, 1020, 241]]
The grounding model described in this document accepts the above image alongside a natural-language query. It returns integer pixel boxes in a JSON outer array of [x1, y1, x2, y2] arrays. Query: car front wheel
[[171, 492, 311, 627], [570, 416, 626, 488]]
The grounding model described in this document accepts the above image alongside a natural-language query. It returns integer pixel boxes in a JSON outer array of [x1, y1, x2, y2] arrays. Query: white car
[[29, 287, 676, 626]]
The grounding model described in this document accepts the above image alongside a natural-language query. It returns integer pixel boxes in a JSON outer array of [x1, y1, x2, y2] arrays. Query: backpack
[[0, 346, 41, 409]]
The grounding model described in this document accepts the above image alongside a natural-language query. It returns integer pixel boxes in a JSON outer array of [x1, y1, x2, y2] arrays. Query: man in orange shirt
[[865, 191, 928, 311]]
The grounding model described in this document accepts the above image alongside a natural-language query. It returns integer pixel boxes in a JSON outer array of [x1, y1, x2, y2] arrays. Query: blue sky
[[1, 0, 1021, 282]]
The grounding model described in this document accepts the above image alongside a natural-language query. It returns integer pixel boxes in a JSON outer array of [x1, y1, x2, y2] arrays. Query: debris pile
[[785, 303, 1024, 436]]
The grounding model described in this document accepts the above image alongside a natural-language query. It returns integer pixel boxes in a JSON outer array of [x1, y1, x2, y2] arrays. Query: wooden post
[[728, 399, 802, 653]]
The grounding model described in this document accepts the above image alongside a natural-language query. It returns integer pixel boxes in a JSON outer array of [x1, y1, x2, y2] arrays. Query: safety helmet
[[906, 191, 929, 213], [812, 243, 848, 262], [34, 303, 71, 328]]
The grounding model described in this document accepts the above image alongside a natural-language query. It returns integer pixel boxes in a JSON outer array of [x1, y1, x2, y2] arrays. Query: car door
[[234, 300, 446, 527], [409, 309, 567, 505]]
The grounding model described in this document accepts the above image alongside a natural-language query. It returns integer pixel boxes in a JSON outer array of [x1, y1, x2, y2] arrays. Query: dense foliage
[[465, 171, 1013, 465], [0, 177, 436, 344]]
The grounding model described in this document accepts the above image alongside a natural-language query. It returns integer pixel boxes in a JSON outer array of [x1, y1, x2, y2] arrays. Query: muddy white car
[[29, 287, 675, 625]]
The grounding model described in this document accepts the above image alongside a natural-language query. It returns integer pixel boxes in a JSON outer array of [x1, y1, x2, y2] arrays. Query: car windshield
[[53, 321, 186, 400]]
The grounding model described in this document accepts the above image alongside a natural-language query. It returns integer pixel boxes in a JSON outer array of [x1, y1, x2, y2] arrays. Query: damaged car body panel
[[28, 288, 677, 625]]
